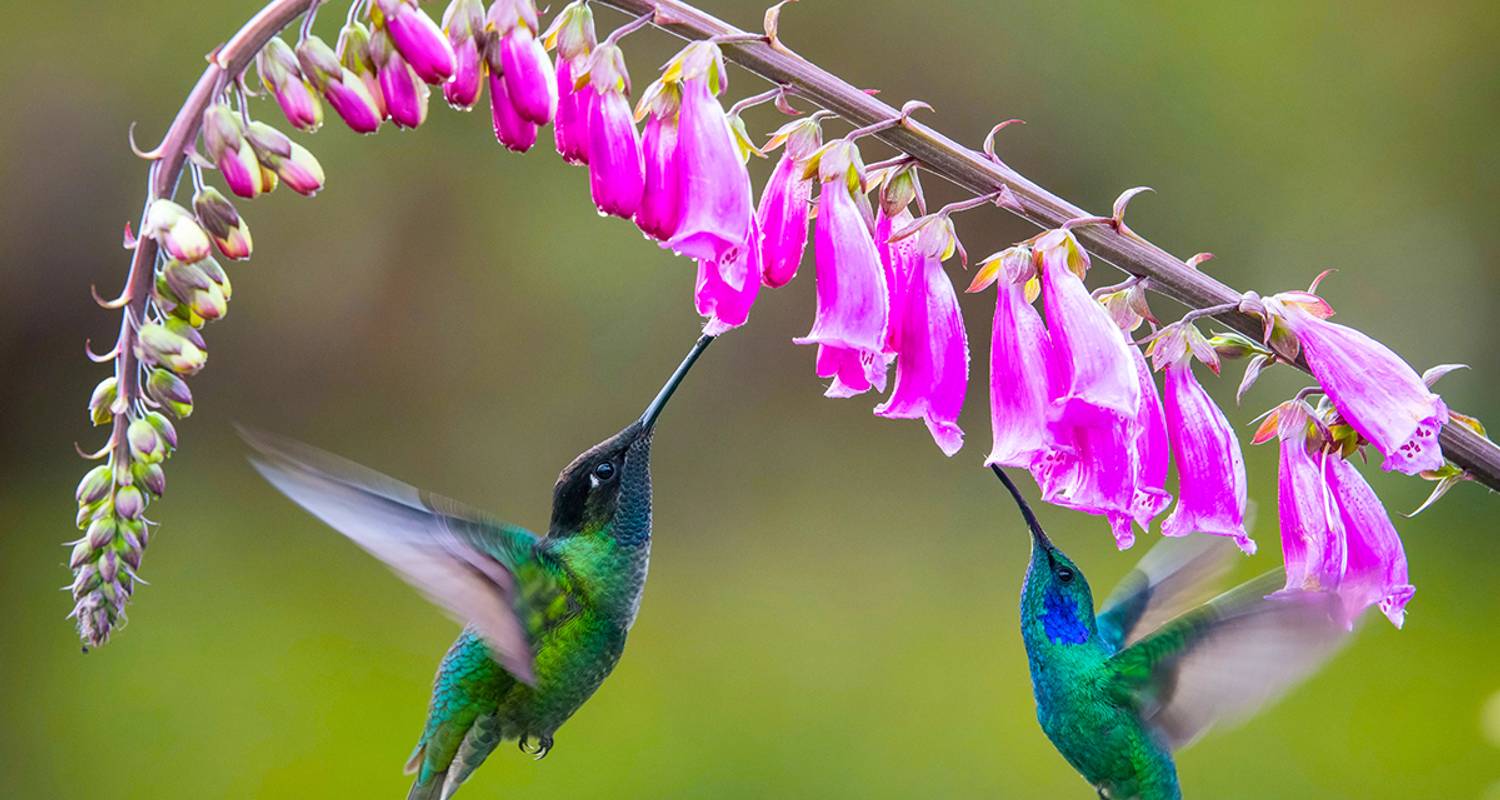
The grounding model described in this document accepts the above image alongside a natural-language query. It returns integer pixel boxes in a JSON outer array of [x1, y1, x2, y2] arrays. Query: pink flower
[[1271, 404, 1413, 629], [793, 141, 889, 397], [1033, 419, 1139, 549], [489, 70, 537, 151], [695, 220, 763, 336], [1276, 426, 1346, 597], [1037, 229, 1139, 427], [541, 0, 595, 164], [1270, 296, 1448, 475], [757, 117, 823, 288], [873, 229, 969, 456], [1325, 454, 1415, 628], [200, 105, 263, 199], [553, 57, 594, 164], [664, 65, 753, 262], [1158, 347, 1251, 552], [1127, 345, 1172, 531], [378, 0, 456, 84], [971, 247, 1051, 469], [577, 44, 640, 216], [875, 209, 918, 354], [299, 32, 382, 134], [497, 26, 556, 125], [636, 105, 682, 240], [440, 0, 486, 109]]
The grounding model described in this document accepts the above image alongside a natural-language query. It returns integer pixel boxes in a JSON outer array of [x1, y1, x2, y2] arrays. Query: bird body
[[994, 466, 1348, 800], [246, 335, 714, 800]]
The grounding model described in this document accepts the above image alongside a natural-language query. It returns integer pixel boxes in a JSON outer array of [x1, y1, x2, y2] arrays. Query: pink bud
[[324, 74, 385, 133], [443, 31, 484, 109], [499, 27, 556, 125], [552, 58, 592, 164], [489, 70, 538, 152], [383, 3, 456, 83], [380, 52, 430, 129], [757, 151, 814, 288], [586, 89, 643, 216]]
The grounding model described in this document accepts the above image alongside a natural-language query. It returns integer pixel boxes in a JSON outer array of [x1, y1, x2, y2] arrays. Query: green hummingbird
[[243, 334, 715, 800], [991, 465, 1351, 800]]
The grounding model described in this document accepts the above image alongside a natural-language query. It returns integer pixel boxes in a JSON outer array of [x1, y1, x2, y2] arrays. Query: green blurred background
[[3, 1, 1498, 797]]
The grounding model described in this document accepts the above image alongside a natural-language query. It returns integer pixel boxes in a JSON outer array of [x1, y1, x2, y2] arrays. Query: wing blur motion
[[240, 426, 548, 685], [1097, 534, 1239, 650], [1109, 575, 1351, 750]]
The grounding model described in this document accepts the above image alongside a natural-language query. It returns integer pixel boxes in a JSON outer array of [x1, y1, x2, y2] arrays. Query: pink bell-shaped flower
[[377, 0, 456, 84], [757, 116, 823, 288], [542, 1, 596, 163], [793, 140, 889, 398], [580, 44, 641, 217], [1037, 229, 1139, 427], [873, 223, 969, 456], [440, 0, 486, 109], [635, 84, 683, 240], [1266, 292, 1448, 475], [663, 44, 752, 263], [970, 247, 1051, 469], [695, 219, 763, 336]]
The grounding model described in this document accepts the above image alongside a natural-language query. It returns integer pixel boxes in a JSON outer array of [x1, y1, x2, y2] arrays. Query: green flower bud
[[144, 199, 212, 263], [77, 500, 108, 529], [127, 418, 165, 464], [71, 564, 100, 597], [86, 517, 117, 550], [245, 120, 294, 161], [76, 464, 112, 505], [145, 369, 194, 418], [69, 538, 95, 570], [114, 485, 146, 520], [144, 411, 178, 450], [137, 323, 207, 375], [193, 186, 253, 261], [98, 551, 120, 585], [89, 376, 119, 426], [133, 462, 167, 496]]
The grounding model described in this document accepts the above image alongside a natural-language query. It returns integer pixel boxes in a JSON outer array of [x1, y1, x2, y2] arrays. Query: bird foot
[[517, 734, 554, 760]]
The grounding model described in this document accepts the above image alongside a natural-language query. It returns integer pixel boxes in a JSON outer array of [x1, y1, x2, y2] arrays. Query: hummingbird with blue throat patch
[[991, 465, 1351, 800], [243, 334, 714, 800]]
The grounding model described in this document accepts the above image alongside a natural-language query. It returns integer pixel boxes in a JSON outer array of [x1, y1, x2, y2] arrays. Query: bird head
[[548, 335, 714, 540], [991, 466, 1098, 648]]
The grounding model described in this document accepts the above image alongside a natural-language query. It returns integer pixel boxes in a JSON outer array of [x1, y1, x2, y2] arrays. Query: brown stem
[[594, 0, 1500, 491], [105, 0, 317, 466]]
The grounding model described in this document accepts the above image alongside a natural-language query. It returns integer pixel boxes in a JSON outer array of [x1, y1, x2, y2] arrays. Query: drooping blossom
[[1037, 229, 1140, 426], [1265, 292, 1448, 475], [440, 0, 486, 109], [370, 27, 430, 129], [1033, 417, 1140, 549], [542, 0, 596, 163], [256, 37, 323, 132], [581, 43, 641, 216], [969, 246, 1050, 469], [875, 208, 918, 355], [634, 82, 682, 240], [873, 220, 969, 456], [298, 33, 384, 134], [1325, 452, 1415, 627], [487, 0, 556, 126], [1268, 401, 1414, 628], [663, 43, 753, 263], [1152, 325, 1251, 552], [757, 116, 823, 287], [695, 219, 763, 336], [375, 0, 457, 84], [144, 200, 210, 264], [1127, 344, 1172, 531], [489, 69, 537, 151], [793, 140, 889, 398], [200, 105, 264, 199]]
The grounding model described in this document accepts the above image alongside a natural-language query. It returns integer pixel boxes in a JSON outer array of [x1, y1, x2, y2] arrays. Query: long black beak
[[991, 465, 1053, 551], [639, 334, 715, 430]]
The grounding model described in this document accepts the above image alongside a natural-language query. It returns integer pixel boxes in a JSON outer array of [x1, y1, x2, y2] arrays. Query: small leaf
[[1251, 403, 1282, 445], [1407, 471, 1469, 517], [1236, 354, 1270, 405], [1448, 410, 1489, 438]]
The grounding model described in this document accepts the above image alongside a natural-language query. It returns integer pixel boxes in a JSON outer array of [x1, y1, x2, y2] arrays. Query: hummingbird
[[991, 465, 1351, 800], [243, 334, 715, 800]]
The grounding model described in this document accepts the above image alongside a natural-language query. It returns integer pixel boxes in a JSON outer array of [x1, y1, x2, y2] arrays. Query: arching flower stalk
[[75, 0, 1498, 647]]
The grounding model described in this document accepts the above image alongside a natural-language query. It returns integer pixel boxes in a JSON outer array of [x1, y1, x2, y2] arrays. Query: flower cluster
[[80, 0, 1484, 645]]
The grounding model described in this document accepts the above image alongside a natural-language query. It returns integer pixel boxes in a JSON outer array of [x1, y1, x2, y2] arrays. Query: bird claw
[[517, 734, 554, 760]]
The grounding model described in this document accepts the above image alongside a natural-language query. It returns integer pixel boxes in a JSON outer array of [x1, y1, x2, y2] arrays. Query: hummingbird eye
[[591, 461, 616, 483], [1056, 566, 1074, 584]]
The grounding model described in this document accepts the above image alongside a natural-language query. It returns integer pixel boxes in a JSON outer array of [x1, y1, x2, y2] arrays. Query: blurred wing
[[1097, 534, 1238, 650], [1107, 574, 1350, 751], [241, 427, 565, 686]]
